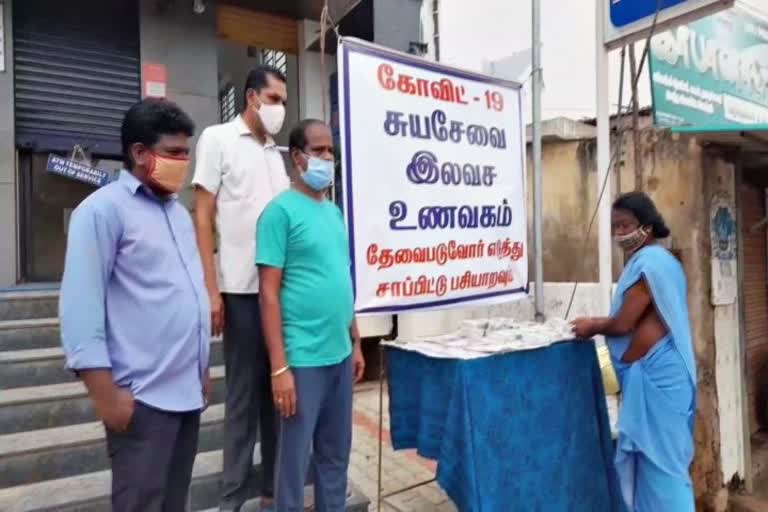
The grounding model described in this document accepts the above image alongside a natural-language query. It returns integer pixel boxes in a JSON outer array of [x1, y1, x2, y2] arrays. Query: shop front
[[0, 0, 422, 287], [647, 1, 768, 495]]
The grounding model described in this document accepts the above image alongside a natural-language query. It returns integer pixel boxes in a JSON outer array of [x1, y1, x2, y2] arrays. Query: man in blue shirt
[[60, 99, 211, 511], [257, 120, 364, 512]]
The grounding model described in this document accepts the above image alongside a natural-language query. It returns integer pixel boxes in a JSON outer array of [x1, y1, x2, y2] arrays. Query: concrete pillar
[[373, 0, 422, 53], [139, 0, 219, 207], [0, 0, 17, 287], [298, 20, 336, 122]]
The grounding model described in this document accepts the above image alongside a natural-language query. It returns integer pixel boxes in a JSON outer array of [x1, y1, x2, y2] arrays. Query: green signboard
[[649, 5, 768, 129]]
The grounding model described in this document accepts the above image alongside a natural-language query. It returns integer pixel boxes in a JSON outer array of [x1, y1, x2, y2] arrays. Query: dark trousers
[[275, 356, 353, 512], [220, 293, 277, 510], [106, 402, 200, 512]]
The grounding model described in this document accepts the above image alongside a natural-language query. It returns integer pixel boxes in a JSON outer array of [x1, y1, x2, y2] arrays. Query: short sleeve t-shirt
[[255, 189, 354, 368]]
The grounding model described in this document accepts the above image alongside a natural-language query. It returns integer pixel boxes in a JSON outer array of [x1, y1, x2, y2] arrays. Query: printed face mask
[[613, 226, 649, 252]]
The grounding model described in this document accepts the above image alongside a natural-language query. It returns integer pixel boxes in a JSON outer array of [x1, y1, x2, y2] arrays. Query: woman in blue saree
[[572, 192, 696, 512]]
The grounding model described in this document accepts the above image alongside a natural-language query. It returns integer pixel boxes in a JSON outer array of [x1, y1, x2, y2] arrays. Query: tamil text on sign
[[338, 39, 528, 314]]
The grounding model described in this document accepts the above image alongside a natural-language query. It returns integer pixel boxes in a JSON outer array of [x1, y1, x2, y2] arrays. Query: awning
[[671, 125, 768, 153], [218, 0, 361, 21]]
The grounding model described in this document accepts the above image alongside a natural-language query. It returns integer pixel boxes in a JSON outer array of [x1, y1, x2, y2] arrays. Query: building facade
[[0, 0, 423, 287]]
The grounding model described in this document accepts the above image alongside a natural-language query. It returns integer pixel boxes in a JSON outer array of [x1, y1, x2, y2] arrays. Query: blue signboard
[[46, 155, 111, 187], [604, 0, 733, 49], [611, 0, 690, 28]]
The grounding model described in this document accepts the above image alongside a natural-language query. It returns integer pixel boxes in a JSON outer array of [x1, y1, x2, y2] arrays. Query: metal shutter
[[13, 0, 140, 157], [741, 182, 768, 434]]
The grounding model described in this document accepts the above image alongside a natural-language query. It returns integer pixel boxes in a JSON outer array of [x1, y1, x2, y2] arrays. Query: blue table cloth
[[386, 340, 624, 512]]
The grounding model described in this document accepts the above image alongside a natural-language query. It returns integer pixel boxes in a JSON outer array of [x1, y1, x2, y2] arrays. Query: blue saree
[[608, 245, 697, 512]]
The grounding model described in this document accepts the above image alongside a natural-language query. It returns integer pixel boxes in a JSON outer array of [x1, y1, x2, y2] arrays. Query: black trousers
[[106, 402, 201, 512], [220, 293, 277, 509]]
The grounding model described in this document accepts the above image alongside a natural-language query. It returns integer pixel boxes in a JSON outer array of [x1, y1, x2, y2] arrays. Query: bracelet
[[271, 366, 289, 378]]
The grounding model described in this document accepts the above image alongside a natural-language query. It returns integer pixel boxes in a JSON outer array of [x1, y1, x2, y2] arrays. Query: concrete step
[[0, 404, 226, 488], [0, 290, 58, 322], [0, 338, 225, 389], [0, 448, 370, 512], [0, 318, 60, 352], [0, 366, 226, 435]]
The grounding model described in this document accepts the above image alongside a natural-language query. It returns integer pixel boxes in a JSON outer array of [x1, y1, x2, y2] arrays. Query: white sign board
[[338, 39, 528, 315], [604, 0, 733, 49]]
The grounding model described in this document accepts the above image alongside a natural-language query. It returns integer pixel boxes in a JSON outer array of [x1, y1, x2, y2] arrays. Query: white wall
[[420, 0, 653, 121]]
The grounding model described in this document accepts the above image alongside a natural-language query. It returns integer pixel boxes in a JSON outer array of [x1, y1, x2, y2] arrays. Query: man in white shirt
[[192, 65, 289, 512]]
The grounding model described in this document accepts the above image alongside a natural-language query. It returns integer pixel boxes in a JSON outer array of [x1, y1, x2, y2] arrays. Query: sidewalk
[[351, 382, 456, 512]]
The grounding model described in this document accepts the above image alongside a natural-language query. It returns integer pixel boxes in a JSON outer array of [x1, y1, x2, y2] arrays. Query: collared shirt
[[60, 171, 211, 412], [192, 115, 289, 294]]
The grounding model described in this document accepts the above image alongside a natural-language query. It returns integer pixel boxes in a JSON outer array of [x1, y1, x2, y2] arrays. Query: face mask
[[255, 103, 286, 135], [146, 153, 189, 194], [613, 226, 649, 252], [300, 154, 334, 192]]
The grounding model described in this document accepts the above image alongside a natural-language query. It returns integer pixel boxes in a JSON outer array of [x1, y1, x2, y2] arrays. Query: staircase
[[0, 289, 370, 511]]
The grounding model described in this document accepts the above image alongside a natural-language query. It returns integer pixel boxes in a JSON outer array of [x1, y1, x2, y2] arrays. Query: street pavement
[[351, 382, 456, 512]]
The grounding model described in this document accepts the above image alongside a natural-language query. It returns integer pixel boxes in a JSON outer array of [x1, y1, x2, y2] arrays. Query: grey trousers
[[106, 402, 200, 512], [220, 294, 277, 509], [275, 356, 353, 512]]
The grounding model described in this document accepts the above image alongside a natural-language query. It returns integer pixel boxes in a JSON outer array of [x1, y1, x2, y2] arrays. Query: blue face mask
[[301, 154, 334, 192]]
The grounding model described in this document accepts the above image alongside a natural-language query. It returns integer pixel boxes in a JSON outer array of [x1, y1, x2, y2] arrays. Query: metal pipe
[[532, 0, 544, 321], [595, 0, 613, 315]]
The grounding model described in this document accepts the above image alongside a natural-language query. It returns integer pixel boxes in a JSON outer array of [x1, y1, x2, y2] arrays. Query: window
[[219, 84, 236, 123], [262, 49, 287, 76]]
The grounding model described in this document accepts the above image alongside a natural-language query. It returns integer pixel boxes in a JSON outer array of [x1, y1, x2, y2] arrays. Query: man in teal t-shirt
[[256, 119, 365, 512]]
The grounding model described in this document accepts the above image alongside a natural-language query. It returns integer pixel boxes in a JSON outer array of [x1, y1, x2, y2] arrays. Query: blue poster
[[46, 155, 111, 187]]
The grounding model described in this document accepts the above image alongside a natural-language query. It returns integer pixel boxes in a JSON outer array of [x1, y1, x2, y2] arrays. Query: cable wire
[[564, 0, 663, 319]]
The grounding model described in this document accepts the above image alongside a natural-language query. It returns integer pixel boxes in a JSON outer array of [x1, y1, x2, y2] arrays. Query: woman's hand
[[571, 317, 598, 339]]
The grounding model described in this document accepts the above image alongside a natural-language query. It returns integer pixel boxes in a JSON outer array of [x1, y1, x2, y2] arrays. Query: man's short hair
[[243, 64, 288, 106], [288, 119, 326, 155], [121, 99, 195, 170]]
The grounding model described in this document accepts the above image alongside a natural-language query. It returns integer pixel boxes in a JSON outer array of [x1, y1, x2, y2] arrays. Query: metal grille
[[219, 84, 237, 123], [262, 49, 288, 76], [13, 0, 140, 157]]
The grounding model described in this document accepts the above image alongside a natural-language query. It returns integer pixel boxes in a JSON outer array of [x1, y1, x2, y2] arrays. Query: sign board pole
[[532, 0, 544, 320], [596, 0, 613, 315]]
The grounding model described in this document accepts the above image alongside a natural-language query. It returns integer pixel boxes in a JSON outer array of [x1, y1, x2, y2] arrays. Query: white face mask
[[256, 103, 286, 135]]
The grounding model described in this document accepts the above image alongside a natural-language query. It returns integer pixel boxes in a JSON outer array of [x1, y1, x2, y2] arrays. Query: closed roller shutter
[[741, 182, 768, 434], [13, 0, 140, 157]]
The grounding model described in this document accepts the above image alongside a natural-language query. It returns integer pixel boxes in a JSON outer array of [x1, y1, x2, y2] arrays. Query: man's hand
[[202, 368, 212, 410], [571, 317, 597, 339], [80, 370, 135, 432], [353, 342, 365, 383], [94, 387, 135, 432], [210, 291, 225, 337], [272, 370, 297, 418]]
